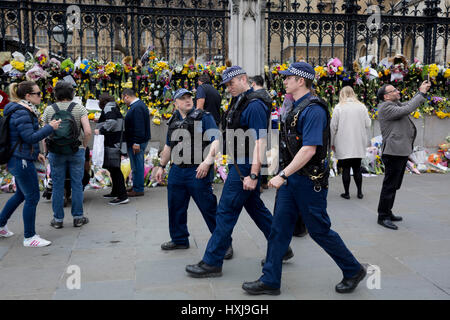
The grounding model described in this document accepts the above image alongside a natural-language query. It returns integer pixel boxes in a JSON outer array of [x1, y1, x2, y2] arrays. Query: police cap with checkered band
[[220, 66, 247, 85], [279, 62, 315, 80]]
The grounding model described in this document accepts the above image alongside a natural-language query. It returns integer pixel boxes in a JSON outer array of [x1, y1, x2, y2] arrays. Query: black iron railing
[[266, 0, 450, 69], [0, 0, 229, 64]]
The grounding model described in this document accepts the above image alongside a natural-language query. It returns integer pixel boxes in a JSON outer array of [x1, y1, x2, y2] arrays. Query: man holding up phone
[[376, 80, 431, 230]]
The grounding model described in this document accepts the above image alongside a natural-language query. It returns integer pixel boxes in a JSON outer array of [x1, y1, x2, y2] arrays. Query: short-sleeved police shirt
[[240, 88, 269, 140], [293, 92, 327, 146]]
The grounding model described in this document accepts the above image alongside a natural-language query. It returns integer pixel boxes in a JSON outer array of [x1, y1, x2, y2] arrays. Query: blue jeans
[[127, 142, 148, 193], [0, 157, 40, 238], [48, 148, 85, 222], [259, 174, 362, 289]]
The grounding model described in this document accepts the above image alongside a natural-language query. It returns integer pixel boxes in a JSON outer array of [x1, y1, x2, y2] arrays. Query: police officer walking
[[185, 66, 293, 278], [155, 89, 232, 259], [242, 62, 366, 295]]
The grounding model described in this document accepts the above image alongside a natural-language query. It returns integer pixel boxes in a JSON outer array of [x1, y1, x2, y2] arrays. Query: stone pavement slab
[[0, 173, 449, 300]]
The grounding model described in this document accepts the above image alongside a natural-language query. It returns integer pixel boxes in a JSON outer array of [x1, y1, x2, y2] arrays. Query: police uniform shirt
[[165, 107, 219, 146], [293, 92, 327, 147], [239, 88, 269, 140]]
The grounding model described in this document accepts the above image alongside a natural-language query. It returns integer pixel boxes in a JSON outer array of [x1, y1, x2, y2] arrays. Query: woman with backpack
[[0, 81, 61, 247], [42, 81, 92, 229]]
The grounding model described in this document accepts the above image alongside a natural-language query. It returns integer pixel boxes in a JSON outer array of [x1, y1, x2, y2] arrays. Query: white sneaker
[[0, 225, 14, 238], [23, 235, 52, 247]]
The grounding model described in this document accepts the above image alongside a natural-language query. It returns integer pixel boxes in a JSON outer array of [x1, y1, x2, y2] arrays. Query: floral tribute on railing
[[0, 48, 229, 122], [1, 50, 449, 121], [267, 55, 450, 120]]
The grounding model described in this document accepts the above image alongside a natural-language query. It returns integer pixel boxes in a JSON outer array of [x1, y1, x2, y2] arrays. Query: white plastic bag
[[92, 135, 104, 167]]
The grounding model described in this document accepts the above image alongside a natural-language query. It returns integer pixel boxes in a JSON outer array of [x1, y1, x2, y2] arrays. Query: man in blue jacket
[[122, 89, 151, 197]]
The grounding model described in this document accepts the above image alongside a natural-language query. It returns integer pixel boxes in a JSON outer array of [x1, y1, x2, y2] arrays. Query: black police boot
[[185, 261, 222, 278], [390, 214, 403, 222], [224, 245, 233, 260], [377, 218, 398, 230], [335, 265, 367, 293], [161, 241, 189, 250], [242, 280, 280, 295], [261, 246, 294, 266]]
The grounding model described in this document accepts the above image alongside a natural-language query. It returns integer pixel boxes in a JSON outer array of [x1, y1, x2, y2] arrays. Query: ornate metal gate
[[0, 0, 230, 64], [266, 0, 450, 69]]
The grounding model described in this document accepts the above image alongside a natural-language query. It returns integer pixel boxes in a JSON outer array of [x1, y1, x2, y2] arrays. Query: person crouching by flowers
[[0, 81, 61, 247], [95, 93, 129, 205]]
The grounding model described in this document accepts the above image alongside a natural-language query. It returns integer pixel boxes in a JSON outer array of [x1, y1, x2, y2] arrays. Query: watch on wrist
[[249, 173, 258, 180], [279, 170, 288, 180], [158, 164, 165, 169]]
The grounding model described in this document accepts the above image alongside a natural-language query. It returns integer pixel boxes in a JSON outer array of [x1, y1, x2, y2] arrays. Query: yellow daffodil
[[11, 60, 24, 71], [105, 62, 116, 75], [88, 113, 95, 120], [444, 68, 450, 78], [152, 117, 161, 125], [122, 81, 133, 89], [52, 77, 59, 87], [384, 69, 390, 76], [428, 64, 439, 78], [413, 111, 420, 119], [436, 111, 447, 119]]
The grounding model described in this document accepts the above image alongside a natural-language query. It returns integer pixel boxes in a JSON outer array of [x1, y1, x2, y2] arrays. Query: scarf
[[19, 99, 40, 118]]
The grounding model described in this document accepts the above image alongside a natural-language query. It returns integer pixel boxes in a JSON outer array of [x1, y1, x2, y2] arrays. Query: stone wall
[[89, 116, 449, 153]]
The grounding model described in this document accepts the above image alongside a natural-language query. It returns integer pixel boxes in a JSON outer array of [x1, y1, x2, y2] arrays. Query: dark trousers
[[260, 174, 361, 289], [167, 165, 217, 246], [339, 158, 363, 195], [106, 166, 127, 199], [377, 154, 409, 220], [293, 213, 306, 236], [202, 164, 273, 267]]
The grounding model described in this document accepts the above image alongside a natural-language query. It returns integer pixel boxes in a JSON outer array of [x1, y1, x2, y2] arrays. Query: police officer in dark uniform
[[242, 62, 366, 295], [155, 89, 232, 259], [185, 66, 293, 278]]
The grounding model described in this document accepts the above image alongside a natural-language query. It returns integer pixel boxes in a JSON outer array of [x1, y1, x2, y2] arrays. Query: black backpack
[[0, 112, 19, 164], [46, 103, 80, 155]]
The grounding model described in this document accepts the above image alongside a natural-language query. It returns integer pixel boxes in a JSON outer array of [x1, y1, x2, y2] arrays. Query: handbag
[[92, 134, 105, 167], [103, 121, 124, 168]]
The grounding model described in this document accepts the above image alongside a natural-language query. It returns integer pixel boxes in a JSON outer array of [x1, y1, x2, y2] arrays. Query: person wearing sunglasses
[[376, 80, 431, 230], [0, 81, 60, 247]]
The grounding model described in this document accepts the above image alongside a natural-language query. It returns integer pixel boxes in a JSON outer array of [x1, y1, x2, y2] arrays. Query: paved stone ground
[[0, 173, 449, 300]]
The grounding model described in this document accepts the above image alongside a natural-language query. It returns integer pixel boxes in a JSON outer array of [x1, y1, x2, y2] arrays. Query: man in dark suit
[[122, 88, 151, 197], [376, 80, 430, 230]]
